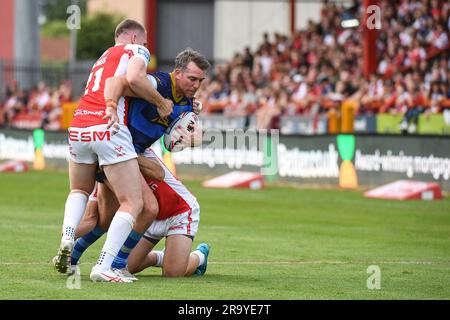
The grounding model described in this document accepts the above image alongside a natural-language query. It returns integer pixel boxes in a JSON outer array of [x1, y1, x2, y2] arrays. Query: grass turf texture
[[0, 170, 449, 299]]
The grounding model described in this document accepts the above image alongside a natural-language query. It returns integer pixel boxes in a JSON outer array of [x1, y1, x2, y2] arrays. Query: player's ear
[[174, 68, 182, 79]]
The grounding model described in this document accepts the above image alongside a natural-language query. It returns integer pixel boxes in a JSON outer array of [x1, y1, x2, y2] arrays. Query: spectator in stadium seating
[[206, 80, 229, 113], [427, 81, 445, 113], [3, 88, 27, 127], [9, 80, 69, 130], [28, 81, 50, 112], [400, 83, 427, 134], [379, 80, 397, 114], [224, 86, 247, 118], [251, 61, 269, 89], [242, 46, 254, 70], [393, 82, 410, 115], [427, 23, 449, 50], [257, 48, 273, 77], [360, 75, 384, 114], [442, 79, 450, 99], [255, 89, 280, 130]]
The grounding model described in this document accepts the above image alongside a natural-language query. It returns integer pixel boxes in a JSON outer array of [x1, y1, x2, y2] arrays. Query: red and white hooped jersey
[[71, 43, 150, 128], [143, 148, 198, 220]]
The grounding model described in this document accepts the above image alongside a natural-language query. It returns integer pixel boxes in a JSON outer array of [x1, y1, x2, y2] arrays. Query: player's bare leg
[[90, 159, 143, 283], [110, 174, 158, 279], [134, 174, 158, 233], [162, 235, 193, 277], [75, 201, 99, 239], [127, 237, 156, 274], [90, 174, 157, 232], [162, 236, 210, 277], [96, 181, 119, 231], [127, 235, 210, 277], [54, 161, 97, 274]]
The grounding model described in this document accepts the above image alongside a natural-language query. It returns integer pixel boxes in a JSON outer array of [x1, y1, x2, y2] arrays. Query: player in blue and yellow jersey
[[116, 48, 210, 153], [69, 48, 211, 281], [126, 71, 197, 153]]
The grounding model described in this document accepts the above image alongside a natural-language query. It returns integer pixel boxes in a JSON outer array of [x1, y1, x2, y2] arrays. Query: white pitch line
[[1, 260, 448, 266], [209, 260, 444, 265]]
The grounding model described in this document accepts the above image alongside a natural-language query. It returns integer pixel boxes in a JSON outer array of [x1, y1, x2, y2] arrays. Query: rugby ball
[[164, 112, 199, 152]]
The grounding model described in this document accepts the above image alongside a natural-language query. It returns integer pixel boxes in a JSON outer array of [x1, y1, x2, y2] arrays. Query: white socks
[[153, 250, 164, 267], [152, 249, 205, 268], [95, 211, 135, 271], [62, 192, 88, 241], [192, 250, 205, 267]]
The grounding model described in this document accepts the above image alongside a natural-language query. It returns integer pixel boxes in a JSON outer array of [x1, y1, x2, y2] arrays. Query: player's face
[[176, 62, 205, 98]]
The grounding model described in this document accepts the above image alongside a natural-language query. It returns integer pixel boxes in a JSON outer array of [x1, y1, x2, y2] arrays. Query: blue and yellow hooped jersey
[[126, 71, 193, 153]]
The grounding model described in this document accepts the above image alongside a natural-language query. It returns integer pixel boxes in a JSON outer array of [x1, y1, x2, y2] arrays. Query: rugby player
[[70, 48, 210, 281], [54, 19, 174, 283]]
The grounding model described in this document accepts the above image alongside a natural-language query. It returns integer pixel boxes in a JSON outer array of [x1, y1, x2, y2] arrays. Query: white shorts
[[68, 124, 137, 166], [144, 204, 200, 242]]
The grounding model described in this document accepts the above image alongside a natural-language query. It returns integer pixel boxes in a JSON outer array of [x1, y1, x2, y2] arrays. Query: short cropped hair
[[115, 19, 146, 38], [175, 48, 211, 72]]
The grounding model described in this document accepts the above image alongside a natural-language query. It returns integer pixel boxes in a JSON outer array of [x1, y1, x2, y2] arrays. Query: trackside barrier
[[1, 128, 450, 191]]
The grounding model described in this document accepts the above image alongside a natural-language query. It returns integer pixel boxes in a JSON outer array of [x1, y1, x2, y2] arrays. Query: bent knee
[[144, 200, 158, 218], [134, 198, 144, 213], [144, 202, 159, 218], [119, 197, 144, 215]]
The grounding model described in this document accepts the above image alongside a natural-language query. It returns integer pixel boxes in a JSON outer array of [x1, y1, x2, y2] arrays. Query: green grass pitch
[[0, 170, 449, 299]]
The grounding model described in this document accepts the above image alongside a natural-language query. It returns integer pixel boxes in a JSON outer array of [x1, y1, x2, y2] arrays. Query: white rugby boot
[[114, 267, 138, 281], [53, 237, 74, 274], [90, 266, 133, 283]]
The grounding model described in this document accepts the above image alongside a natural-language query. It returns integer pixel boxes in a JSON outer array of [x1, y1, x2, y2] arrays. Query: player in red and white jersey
[[69, 148, 210, 279], [54, 19, 174, 283], [143, 148, 198, 221], [126, 148, 210, 277], [72, 44, 147, 127]]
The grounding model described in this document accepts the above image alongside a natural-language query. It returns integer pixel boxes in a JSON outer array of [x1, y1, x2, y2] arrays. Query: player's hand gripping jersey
[[71, 44, 151, 128], [124, 72, 194, 153]]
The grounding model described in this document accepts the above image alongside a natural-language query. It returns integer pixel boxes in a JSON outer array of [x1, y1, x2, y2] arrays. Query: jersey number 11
[[84, 67, 104, 96]]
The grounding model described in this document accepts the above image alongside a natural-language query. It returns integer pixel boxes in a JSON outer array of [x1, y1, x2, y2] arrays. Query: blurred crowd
[[195, 0, 450, 132], [0, 0, 449, 133], [0, 80, 72, 130]]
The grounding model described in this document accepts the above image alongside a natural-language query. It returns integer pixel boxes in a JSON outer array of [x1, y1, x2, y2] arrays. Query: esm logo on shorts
[[69, 130, 111, 142]]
